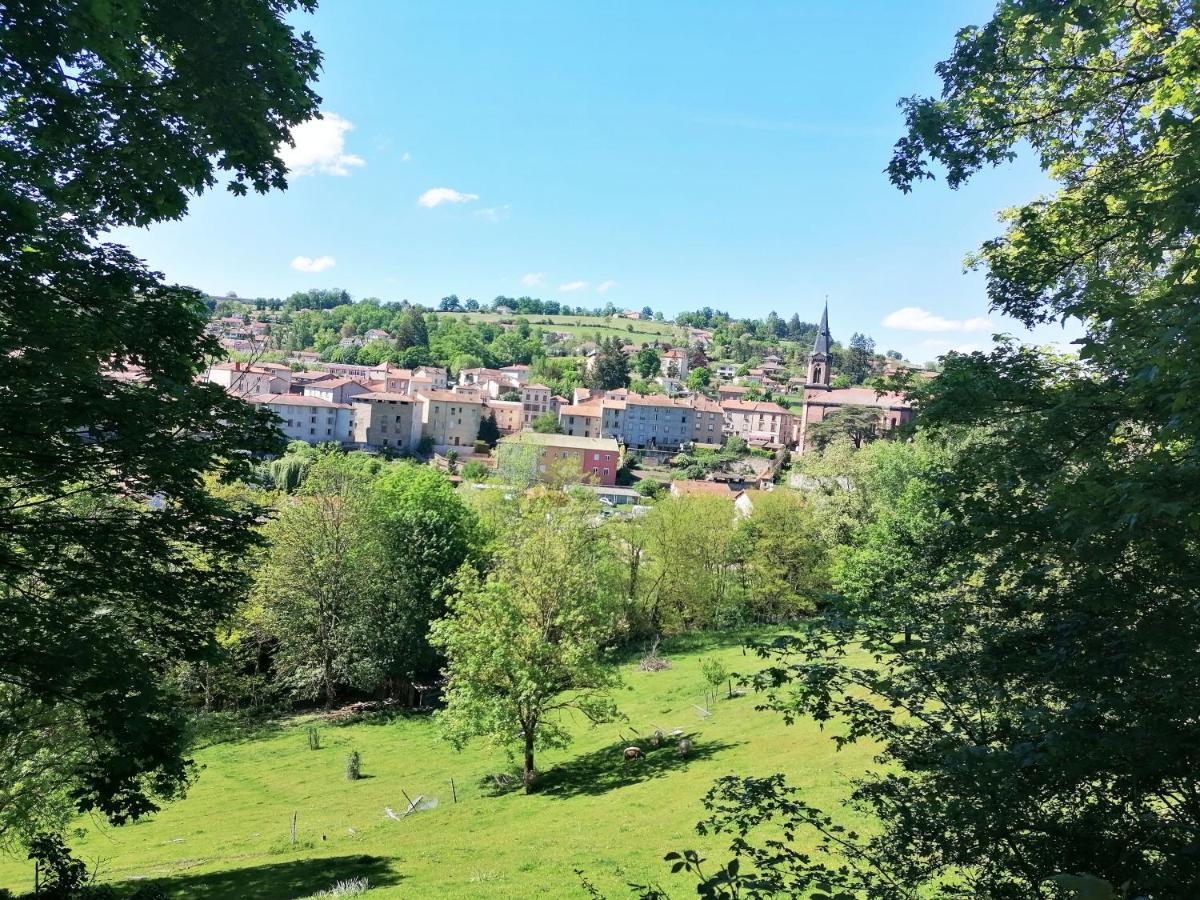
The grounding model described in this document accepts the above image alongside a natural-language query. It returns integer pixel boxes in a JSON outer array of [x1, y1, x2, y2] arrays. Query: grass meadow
[[0, 632, 877, 899]]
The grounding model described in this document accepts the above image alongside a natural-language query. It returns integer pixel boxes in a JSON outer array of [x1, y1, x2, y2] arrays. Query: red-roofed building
[[721, 399, 793, 447]]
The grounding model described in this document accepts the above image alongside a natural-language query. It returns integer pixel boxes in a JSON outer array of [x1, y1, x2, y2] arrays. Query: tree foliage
[[669, 3, 1200, 897], [431, 496, 621, 792], [0, 0, 319, 847]]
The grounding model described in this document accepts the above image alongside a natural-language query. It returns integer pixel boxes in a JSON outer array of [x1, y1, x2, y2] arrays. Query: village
[[200, 303, 916, 502]]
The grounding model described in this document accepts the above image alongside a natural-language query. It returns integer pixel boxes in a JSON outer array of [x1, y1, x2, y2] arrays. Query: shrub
[[699, 656, 730, 700], [635, 479, 665, 498], [27, 832, 88, 898], [345, 750, 362, 780], [461, 460, 489, 483]]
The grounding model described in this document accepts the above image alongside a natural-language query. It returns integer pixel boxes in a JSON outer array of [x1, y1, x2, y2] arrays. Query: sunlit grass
[[0, 631, 877, 899]]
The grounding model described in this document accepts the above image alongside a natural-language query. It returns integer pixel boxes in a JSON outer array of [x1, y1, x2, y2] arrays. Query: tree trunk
[[523, 729, 536, 794], [323, 652, 336, 708]]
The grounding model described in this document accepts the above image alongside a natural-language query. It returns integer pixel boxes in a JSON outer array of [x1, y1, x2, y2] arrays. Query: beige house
[[303, 377, 369, 405], [207, 361, 290, 396], [689, 394, 725, 444], [660, 348, 689, 379], [417, 390, 483, 448], [721, 399, 794, 447], [558, 398, 625, 439], [349, 392, 421, 451], [521, 383, 553, 425], [415, 366, 448, 390], [483, 398, 523, 434]]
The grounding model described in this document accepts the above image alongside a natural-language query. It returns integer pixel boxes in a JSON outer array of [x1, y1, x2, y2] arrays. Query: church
[[795, 304, 914, 453]]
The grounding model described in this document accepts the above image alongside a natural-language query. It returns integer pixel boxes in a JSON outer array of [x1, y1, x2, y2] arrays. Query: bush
[[27, 832, 87, 898], [461, 460, 489, 483], [345, 750, 362, 780], [635, 479, 666, 498]]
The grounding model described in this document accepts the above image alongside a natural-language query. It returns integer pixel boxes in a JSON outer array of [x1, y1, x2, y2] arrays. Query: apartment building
[[246, 393, 353, 443], [482, 398, 523, 434], [520, 383, 553, 426], [721, 399, 794, 447], [349, 392, 421, 450], [417, 390, 483, 448], [622, 394, 694, 450], [689, 394, 725, 444]]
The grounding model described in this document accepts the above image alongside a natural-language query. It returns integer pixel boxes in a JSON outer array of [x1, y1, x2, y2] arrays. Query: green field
[[0, 633, 875, 899], [449, 312, 685, 344]]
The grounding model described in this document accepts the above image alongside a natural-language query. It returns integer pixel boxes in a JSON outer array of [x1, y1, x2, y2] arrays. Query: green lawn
[[0, 632, 877, 899]]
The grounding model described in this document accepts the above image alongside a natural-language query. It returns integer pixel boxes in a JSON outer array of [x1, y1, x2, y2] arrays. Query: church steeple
[[806, 300, 833, 389]]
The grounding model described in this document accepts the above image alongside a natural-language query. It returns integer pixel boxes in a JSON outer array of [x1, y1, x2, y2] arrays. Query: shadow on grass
[[188, 712, 286, 750], [136, 854, 401, 900], [538, 735, 740, 799], [608, 627, 813, 667]]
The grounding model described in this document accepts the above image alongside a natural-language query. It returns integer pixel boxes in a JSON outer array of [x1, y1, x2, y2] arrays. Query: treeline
[[221, 287, 657, 320], [183, 447, 830, 720]]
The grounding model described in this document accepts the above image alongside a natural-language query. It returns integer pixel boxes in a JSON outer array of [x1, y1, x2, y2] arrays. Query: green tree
[[843, 332, 875, 384], [0, 0, 318, 847], [531, 411, 563, 433], [732, 490, 828, 619], [634, 346, 661, 380], [477, 412, 501, 447], [806, 404, 881, 450], [356, 464, 482, 696], [394, 307, 429, 351], [253, 454, 378, 706], [686, 366, 711, 392], [588, 336, 631, 390], [431, 497, 620, 792], [675, 4, 1200, 897]]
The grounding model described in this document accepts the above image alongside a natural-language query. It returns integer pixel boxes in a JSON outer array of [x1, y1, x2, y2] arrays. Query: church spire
[[812, 299, 832, 356], [806, 299, 833, 389]]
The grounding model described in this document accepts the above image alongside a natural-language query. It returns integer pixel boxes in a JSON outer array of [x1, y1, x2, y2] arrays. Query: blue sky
[[113, 0, 1077, 363]]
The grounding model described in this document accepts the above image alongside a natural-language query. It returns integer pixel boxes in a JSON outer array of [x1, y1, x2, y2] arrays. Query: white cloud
[[475, 205, 510, 223], [290, 255, 336, 273], [559, 280, 588, 293], [521, 272, 546, 287], [596, 280, 617, 294], [417, 187, 479, 208], [883, 306, 994, 333], [401, 151, 412, 162], [279, 113, 365, 177]]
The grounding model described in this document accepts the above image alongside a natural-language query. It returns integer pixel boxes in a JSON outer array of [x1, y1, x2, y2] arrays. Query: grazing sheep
[[623, 746, 645, 761], [649, 729, 664, 748], [678, 738, 692, 758]]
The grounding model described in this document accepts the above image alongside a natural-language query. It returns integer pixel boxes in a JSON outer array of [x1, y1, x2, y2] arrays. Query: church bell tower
[[806, 301, 833, 389]]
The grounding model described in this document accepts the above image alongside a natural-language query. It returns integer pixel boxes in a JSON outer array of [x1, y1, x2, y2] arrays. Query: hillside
[[0, 633, 875, 899], [449, 312, 685, 345]]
